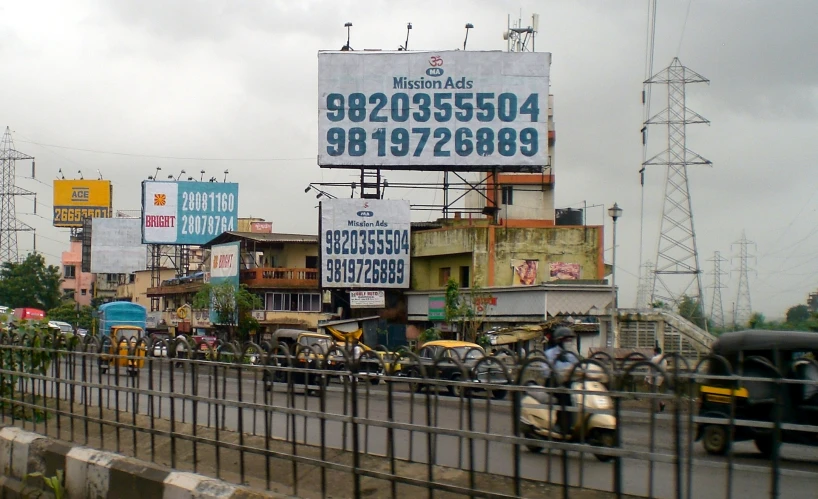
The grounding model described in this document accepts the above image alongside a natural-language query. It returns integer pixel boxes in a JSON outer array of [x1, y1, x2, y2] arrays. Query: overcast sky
[[3, 0, 817, 320]]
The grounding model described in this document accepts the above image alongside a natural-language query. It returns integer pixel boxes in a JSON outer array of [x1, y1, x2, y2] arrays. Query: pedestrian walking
[[646, 346, 667, 412]]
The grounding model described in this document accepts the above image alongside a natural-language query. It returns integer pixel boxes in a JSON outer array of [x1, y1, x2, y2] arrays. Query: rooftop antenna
[[504, 13, 537, 52], [399, 22, 412, 50], [167, 174, 174, 180], [77, 170, 84, 180], [463, 23, 474, 50], [341, 22, 353, 51], [176, 169, 186, 181]]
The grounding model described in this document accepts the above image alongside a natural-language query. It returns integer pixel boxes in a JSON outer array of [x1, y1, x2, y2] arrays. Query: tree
[[193, 282, 262, 341], [748, 312, 766, 329], [443, 276, 493, 344], [47, 303, 95, 330], [677, 295, 707, 329], [786, 304, 811, 324], [0, 253, 61, 310]]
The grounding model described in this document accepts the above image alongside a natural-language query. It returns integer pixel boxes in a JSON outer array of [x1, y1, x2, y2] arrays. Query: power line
[[17, 139, 314, 163], [677, 0, 694, 56]]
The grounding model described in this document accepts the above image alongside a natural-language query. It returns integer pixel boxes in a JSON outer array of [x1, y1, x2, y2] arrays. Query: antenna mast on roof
[[504, 12, 538, 52]]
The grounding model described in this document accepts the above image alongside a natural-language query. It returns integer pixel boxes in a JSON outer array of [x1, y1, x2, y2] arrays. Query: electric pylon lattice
[[644, 58, 711, 325], [0, 127, 35, 263], [732, 231, 756, 328], [707, 251, 728, 329]]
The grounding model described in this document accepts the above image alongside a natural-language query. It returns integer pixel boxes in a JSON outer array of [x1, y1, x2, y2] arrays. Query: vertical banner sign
[[317, 50, 551, 171], [320, 199, 411, 289], [142, 181, 239, 244], [208, 241, 241, 324]]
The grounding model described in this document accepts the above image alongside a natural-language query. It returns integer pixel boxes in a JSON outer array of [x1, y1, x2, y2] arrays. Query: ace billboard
[[320, 199, 410, 289], [142, 181, 239, 245], [317, 50, 551, 171], [53, 180, 112, 227]]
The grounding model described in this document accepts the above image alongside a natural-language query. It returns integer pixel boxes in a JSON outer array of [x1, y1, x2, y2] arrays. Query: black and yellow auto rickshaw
[[99, 325, 147, 377], [697, 330, 818, 456]]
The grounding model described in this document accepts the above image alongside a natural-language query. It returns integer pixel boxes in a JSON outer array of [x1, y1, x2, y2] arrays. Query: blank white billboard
[[90, 218, 147, 274]]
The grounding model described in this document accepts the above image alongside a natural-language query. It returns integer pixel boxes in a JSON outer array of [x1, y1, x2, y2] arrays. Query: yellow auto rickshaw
[[99, 325, 147, 376]]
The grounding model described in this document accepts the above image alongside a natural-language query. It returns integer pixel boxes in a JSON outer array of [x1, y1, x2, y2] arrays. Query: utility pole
[[644, 59, 711, 329], [732, 231, 756, 328], [707, 251, 728, 329], [0, 127, 36, 263]]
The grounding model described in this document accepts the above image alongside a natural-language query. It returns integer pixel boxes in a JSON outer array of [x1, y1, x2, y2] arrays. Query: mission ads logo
[[393, 55, 474, 90], [349, 201, 388, 228]]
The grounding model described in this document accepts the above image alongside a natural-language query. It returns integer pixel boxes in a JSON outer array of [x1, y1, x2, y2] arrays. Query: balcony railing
[[240, 267, 318, 289]]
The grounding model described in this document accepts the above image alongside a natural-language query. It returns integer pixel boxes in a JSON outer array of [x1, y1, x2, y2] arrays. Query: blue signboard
[[142, 181, 239, 245]]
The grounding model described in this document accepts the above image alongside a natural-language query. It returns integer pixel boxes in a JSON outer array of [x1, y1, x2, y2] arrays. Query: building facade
[[60, 237, 95, 306]]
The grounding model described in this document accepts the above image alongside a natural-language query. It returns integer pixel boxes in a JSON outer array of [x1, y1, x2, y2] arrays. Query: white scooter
[[519, 365, 617, 462]]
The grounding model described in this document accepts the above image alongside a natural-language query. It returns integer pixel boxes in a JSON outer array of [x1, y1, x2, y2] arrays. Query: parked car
[[401, 340, 510, 399], [48, 321, 74, 335]]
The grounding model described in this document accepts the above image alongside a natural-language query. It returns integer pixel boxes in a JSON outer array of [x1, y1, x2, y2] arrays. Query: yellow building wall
[[410, 223, 603, 291], [262, 244, 318, 268]]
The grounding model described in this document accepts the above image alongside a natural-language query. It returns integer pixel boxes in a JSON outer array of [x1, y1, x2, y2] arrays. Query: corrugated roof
[[203, 232, 318, 247]]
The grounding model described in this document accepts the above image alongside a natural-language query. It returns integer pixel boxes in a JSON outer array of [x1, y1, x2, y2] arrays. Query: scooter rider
[[545, 327, 580, 434]]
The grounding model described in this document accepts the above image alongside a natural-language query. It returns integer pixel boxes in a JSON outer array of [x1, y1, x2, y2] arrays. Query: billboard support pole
[[149, 244, 161, 312]]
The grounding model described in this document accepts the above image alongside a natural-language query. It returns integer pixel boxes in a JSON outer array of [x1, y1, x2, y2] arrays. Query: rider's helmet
[[552, 327, 575, 344]]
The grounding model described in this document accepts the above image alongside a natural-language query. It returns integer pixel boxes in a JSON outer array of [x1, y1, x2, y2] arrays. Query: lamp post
[[608, 202, 623, 348]]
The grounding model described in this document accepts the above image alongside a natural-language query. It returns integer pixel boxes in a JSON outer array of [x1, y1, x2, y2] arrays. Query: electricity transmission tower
[[0, 127, 35, 263], [732, 231, 756, 328], [707, 251, 728, 328], [635, 260, 655, 308], [644, 58, 711, 326]]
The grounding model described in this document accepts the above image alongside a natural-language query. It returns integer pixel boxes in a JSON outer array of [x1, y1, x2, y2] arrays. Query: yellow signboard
[[52, 180, 112, 227]]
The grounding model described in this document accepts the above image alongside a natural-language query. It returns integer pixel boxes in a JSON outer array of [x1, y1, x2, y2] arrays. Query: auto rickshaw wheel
[[491, 389, 508, 400], [127, 368, 138, 378], [407, 368, 424, 394], [702, 425, 729, 455]]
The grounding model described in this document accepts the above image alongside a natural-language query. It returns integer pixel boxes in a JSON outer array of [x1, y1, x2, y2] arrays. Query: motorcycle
[[519, 365, 617, 462]]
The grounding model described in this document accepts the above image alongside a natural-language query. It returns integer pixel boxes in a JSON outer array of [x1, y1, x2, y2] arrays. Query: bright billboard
[[317, 50, 551, 171], [90, 218, 147, 274], [320, 199, 411, 289], [53, 180, 112, 227], [141, 181, 239, 245], [208, 241, 241, 324]]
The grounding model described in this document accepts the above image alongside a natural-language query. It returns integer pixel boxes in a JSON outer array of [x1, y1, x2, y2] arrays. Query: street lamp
[[608, 202, 623, 348]]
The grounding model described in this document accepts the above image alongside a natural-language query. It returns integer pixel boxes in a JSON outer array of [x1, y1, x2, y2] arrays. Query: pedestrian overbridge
[[615, 308, 718, 359]]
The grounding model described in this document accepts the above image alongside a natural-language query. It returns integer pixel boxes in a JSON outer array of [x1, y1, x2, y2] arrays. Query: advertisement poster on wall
[[512, 259, 539, 286], [549, 262, 581, 281], [208, 241, 241, 324]]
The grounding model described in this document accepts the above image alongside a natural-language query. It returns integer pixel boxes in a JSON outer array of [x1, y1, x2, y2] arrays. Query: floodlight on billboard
[[320, 199, 411, 289], [90, 218, 147, 274], [141, 181, 239, 245], [317, 50, 551, 172], [52, 180, 112, 227]]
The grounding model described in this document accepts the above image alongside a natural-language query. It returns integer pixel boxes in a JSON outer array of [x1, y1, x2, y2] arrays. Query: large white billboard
[[317, 50, 551, 171], [320, 199, 411, 289], [90, 218, 147, 274]]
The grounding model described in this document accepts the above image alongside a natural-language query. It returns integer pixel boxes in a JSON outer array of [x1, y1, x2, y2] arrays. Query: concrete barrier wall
[[0, 426, 288, 499]]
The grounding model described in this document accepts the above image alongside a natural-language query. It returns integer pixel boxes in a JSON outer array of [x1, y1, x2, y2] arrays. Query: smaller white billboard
[[90, 218, 147, 274], [350, 290, 386, 308], [320, 199, 411, 289], [210, 242, 240, 279]]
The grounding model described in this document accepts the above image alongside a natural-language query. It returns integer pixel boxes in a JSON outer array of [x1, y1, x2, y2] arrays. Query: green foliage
[[0, 323, 67, 421], [193, 282, 262, 341], [25, 470, 65, 499], [442, 276, 493, 343], [677, 295, 707, 329], [0, 253, 61, 310], [748, 312, 766, 329], [47, 303, 95, 330], [786, 304, 811, 324], [418, 328, 441, 345]]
